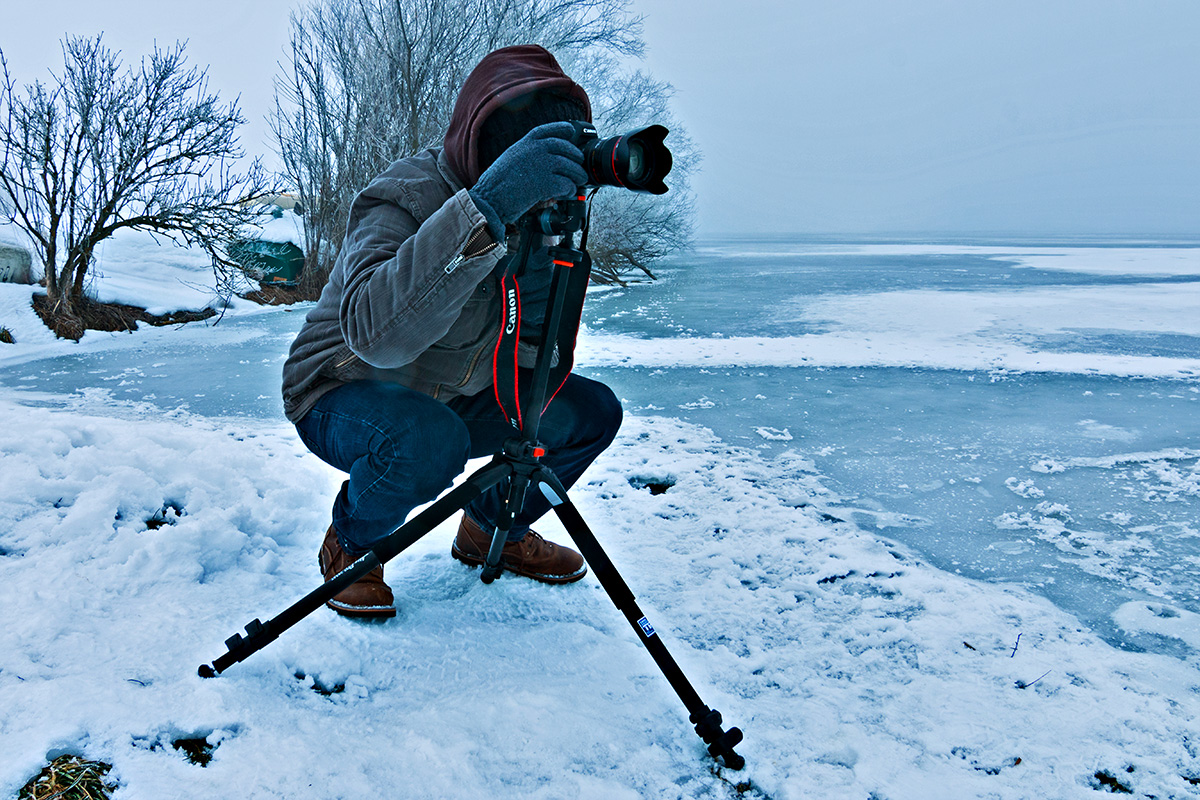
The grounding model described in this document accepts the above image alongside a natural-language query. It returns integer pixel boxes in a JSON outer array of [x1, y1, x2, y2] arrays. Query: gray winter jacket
[[281, 148, 551, 423], [283, 44, 589, 425]]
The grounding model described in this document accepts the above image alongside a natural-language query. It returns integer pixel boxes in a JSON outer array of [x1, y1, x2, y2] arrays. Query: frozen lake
[[580, 237, 1200, 656], [2, 236, 1198, 656]]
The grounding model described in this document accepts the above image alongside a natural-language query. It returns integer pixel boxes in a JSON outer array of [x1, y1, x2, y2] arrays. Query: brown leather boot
[[319, 525, 396, 618], [451, 514, 587, 584]]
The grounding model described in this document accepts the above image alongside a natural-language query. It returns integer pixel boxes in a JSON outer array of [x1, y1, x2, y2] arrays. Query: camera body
[[568, 121, 672, 195]]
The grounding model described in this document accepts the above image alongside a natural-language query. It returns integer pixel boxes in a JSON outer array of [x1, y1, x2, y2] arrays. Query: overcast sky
[[3, 1, 1198, 237]]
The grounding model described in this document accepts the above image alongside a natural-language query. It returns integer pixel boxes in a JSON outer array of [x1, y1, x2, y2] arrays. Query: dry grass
[[0, 326, 13, 344], [239, 281, 313, 305], [18, 755, 116, 800], [31, 294, 216, 341]]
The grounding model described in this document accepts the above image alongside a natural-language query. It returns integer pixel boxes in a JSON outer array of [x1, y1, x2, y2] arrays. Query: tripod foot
[[691, 708, 745, 770], [198, 664, 217, 679]]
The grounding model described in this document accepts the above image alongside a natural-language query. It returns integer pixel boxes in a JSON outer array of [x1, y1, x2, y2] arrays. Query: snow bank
[[0, 282, 278, 373], [577, 329, 1200, 379], [84, 229, 227, 315], [0, 229, 285, 369], [0, 226, 271, 328], [0, 283, 63, 351], [576, 280, 1200, 379], [1, 395, 1198, 798]]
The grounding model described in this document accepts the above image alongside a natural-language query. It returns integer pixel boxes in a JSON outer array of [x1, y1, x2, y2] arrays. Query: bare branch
[[0, 36, 282, 321], [271, 0, 696, 287]]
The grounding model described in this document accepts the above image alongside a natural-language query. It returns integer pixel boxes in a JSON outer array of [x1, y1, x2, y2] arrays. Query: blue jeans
[[294, 375, 622, 556]]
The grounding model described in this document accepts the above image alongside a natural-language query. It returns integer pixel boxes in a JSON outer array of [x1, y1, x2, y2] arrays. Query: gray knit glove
[[469, 121, 588, 240]]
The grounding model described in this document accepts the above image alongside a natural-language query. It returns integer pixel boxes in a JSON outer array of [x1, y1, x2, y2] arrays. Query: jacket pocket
[[325, 345, 372, 382]]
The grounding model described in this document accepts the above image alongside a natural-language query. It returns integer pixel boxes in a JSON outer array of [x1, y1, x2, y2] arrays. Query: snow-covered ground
[[3, 398, 1200, 799], [2, 233, 1199, 798]]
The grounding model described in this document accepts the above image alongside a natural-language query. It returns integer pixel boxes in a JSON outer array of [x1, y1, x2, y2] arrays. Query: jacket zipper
[[444, 224, 499, 274]]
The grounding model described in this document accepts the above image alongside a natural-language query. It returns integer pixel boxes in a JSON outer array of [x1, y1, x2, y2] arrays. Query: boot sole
[[451, 544, 587, 584], [324, 598, 397, 618]]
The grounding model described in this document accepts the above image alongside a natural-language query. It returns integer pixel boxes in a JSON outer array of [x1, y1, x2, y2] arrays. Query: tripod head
[[525, 190, 588, 240]]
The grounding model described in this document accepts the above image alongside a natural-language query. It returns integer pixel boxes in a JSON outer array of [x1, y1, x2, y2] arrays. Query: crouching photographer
[[281, 45, 650, 616], [218, 50, 746, 768]]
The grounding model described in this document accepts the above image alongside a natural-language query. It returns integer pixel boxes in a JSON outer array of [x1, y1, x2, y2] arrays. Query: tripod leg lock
[[690, 708, 745, 770], [198, 618, 278, 678]]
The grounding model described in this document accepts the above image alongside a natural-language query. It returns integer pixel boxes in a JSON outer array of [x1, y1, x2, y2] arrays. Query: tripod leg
[[533, 469, 745, 770], [480, 473, 530, 583], [199, 458, 513, 677]]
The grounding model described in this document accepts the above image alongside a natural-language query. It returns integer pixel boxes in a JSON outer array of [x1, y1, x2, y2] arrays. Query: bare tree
[[272, 0, 698, 291], [560, 49, 699, 283], [0, 36, 277, 329]]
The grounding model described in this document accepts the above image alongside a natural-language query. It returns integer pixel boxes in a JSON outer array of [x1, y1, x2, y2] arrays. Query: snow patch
[[1113, 602, 1200, 650], [1004, 478, 1045, 499]]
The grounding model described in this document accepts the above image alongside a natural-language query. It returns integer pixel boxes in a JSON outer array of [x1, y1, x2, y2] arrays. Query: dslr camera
[[568, 122, 673, 195]]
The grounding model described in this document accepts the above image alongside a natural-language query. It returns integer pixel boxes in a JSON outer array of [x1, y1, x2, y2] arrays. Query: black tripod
[[199, 193, 745, 771]]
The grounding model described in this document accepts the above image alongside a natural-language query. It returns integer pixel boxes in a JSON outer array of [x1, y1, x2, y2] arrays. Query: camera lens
[[627, 143, 646, 181], [571, 122, 672, 194]]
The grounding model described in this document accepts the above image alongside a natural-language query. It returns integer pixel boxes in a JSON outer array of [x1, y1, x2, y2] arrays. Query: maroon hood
[[444, 45, 591, 188]]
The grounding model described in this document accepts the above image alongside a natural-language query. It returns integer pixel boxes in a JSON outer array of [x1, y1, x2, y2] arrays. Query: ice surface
[[699, 242, 1200, 278], [575, 240, 1200, 658]]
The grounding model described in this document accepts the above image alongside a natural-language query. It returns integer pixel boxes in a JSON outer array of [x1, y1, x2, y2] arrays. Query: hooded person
[[280, 45, 623, 617]]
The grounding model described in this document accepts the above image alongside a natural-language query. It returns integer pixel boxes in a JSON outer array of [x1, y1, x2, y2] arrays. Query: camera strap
[[491, 202, 593, 432], [492, 273, 525, 428]]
